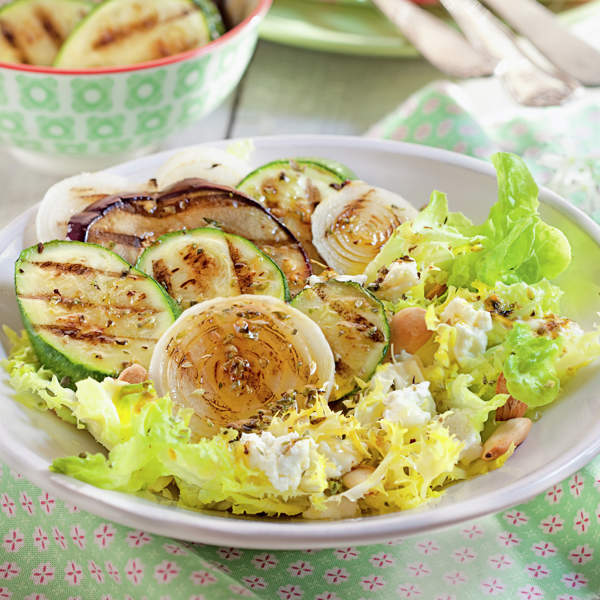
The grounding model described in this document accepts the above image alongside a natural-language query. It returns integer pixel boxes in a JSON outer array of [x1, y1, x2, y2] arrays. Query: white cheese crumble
[[318, 439, 360, 478], [383, 382, 436, 426], [241, 431, 315, 492], [441, 297, 492, 365], [438, 411, 482, 463], [378, 259, 420, 300]]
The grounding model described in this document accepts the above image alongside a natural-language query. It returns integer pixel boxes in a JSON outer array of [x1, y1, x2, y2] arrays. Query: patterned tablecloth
[[2, 78, 600, 600]]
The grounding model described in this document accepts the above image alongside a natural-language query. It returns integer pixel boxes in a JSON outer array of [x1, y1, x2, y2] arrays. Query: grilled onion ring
[[312, 181, 417, 275], [150, 295, 335, 437]]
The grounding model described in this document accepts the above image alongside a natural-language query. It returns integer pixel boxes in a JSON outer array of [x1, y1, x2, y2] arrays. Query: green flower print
[[174, 60, 209, 98], [126, 71, 166, 109], [135, 106, 172, 135], [71, 78, 114, 113], [16, 75, 59, 111], [177, 97, 209, 125], [54, 142, 88, 155], [98, 139, 132, 154], [0, 111, 26, 136], [87, 115, 125, 140], [36, 116, 75, 141], [11, 138, 43, 152], [0, 73, 7, 106]]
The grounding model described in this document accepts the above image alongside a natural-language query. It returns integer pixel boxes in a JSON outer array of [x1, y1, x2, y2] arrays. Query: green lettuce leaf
[[450, 153, 571, 287], [503, 323, 561, 408], [366, 153, 571, 293]]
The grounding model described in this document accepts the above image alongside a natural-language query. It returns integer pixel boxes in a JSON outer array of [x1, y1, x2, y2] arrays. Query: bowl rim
[[1, 134, 600, 550], [0, 0, 272, 76]]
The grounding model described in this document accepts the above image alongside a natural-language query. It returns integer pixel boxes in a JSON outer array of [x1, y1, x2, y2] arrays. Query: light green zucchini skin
[[192, 0, 225, 39], [15, 240, 180, 385], [292, 279, 390, 399], [136, 227, 290, 306]]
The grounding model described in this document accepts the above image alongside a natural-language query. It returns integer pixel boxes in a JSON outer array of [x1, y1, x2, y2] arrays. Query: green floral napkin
[[2, 83, 600, 600]]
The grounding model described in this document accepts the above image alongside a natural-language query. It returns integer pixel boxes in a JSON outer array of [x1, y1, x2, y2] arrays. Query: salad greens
[[3, 151, 599, 519]]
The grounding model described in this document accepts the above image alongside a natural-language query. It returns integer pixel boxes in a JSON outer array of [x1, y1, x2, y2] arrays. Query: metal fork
[[439, 0, 579, 106], [371, 0, 579, 106]]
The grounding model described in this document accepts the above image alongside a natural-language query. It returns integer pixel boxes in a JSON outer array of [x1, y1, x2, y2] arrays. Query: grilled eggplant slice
[[136, 228, 289, 308], [15, 241, 179, 383], [150, 295, 335, 438], [54, 0, 217, 68], [68, 178, 311, 295], [0, 0, 91, 65], [312, 181, 418, 275], [238, 158, 355, 266], [292, 279, 389, 399], [36, 172, 135, 243]]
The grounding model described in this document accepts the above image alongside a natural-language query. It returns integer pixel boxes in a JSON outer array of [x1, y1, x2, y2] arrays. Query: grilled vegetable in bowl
[[0, 0, 91, 65], [136, 228, 289, 308], [238, 158, 356, 265], [312, 180, 418, 275], [292, 278, 389, 399], [15, 240, 179, 383], [67, 178, 311, 296], [149, 295, 335, 437]]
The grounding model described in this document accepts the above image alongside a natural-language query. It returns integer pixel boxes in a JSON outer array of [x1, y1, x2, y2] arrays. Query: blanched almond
[[118, 364, 148, 384], [495, 373, 528, 421], [342, 465, 375, 489], [481, 417, 532, 461], [390, 307, 433, 354]]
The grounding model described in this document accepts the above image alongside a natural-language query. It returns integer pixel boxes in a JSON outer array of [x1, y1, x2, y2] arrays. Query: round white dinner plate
[[1, 135, 599, 549]]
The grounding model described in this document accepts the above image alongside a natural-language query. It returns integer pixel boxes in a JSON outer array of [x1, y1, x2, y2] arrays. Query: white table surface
[[0, 40, 441, 226]]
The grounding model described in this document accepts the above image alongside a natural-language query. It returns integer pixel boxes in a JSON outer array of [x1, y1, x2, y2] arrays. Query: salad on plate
[[4, 145, 599, 520]]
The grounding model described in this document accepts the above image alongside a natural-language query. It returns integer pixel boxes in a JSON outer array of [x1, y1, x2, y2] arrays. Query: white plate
[[1, 135, 599, 550]]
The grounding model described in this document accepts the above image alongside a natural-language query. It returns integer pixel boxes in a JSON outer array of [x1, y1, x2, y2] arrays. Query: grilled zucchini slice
[[54, 0, 217, 68], [15, 240, 179, 383], [292, 279, 389, 399], [0, 0, 91, 65], [136, 228, 289, 308], [237, 159, 355, 266]]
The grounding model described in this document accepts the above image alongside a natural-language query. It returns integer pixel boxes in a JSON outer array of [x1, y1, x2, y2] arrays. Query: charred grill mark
[[18, 293, 160, 314], [30, 260, 141, 280], [227, 240, 256, 294], [38, 324, 157, 344], [151, 258, 173, 294], [0, 21, 21, 59], [314, 285, 384, 342], [334, 359, 352, 376], [35, 8, 63, 46], [92, 7, 195, 50]]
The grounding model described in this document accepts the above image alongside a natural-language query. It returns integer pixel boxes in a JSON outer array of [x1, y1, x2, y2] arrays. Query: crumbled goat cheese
[[438, 411, 482, 463], [383, 381, 436, 426], [318, 439, 360, 478], [378, 259, 420, 299], [441, 297, 492, 365], [241, 431, 315, 492]]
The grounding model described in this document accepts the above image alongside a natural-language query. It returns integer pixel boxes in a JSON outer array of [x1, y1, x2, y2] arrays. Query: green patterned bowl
[[0, 0, 271, 174]]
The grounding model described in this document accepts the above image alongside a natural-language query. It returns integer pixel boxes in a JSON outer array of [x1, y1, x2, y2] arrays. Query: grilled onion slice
[[149, 295, 335, 438], [36, 172, 134, 243], [311, 181, 417, 275]]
